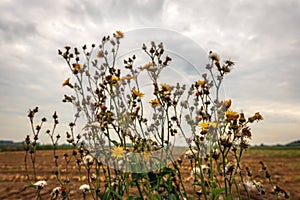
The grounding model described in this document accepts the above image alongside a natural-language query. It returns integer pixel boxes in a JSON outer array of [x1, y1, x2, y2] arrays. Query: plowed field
[[0, 148, 299, 199]]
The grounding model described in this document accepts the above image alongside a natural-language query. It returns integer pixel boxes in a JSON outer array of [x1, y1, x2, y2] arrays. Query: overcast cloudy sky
[[0, 0, 299, 145]]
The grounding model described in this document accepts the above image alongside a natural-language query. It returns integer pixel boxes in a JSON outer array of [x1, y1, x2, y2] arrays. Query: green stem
[[135, 180, 143, 199], [222, 152, 228, 196]]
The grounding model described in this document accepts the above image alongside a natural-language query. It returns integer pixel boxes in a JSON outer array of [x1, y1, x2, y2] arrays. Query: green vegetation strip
[[248, 147, 300, 157]]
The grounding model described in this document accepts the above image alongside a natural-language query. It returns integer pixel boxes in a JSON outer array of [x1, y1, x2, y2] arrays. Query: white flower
[[67, 137, 74, 143], [91, 173, 97, 181], [184, 148, 198, 158], [244, 180, 256, 191], [208, 51, 220, 61], [253, 180, 263, 189], [190, 165, 209, 177], [50, 186, 60, 198], [79, 184, 90, 192], [51, 186, 60, 193], [220, 134, 228, 142], [34, 180, 47, 189], [87, 122, 101, 128], [83, 154, 94, 166]]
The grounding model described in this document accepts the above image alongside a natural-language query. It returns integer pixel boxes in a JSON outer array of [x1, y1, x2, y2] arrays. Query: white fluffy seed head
[[83, 154, 94, 166], [208, 51, 220, 61], [79, 184, 90, 192], [184, 149, 198, 158], [34, 180, 47, 190]]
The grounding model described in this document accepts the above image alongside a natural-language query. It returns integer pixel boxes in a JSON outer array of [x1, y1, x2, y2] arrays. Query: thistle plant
[[23, 30, 290, 200]]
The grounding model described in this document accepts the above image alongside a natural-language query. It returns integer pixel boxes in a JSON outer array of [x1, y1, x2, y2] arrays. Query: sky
[[0, 0, 299, 145]]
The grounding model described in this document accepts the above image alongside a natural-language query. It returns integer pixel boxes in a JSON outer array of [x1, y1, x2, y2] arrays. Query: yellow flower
[[111, 76, 120, 84], [199, 122, 217, 130], [73, 63, 83, 71], [197, 80, 205, 86], [132, 89, 144, 98], [121, 75, 136, 81], [115, 30, 124, 39], [111, 145, 126, 159], [62, 78, 73, 88], [140, 62, 154, 71], [149, 99, 161, 106], [161, 83, 171, 92], [62, 78, 70, 87], [225, 110, 239, 121]]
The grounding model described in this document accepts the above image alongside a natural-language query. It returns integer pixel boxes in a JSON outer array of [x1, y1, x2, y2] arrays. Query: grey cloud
[[63, 0, 166, 30], [103, 0, 165, 22], [0, 0, 299, 144], [250, 0, 300, 39], [0, 19, 37, 43]]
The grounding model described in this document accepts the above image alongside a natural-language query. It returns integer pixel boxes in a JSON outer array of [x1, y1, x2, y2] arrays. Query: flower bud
[[224, 99, 232, 109]]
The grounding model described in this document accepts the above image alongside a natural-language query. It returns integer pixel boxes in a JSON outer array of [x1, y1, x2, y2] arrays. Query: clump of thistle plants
[[23, 30, 290, 200]]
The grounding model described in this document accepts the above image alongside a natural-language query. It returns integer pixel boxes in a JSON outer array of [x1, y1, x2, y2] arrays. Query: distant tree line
[[0, 140, 72, 151]]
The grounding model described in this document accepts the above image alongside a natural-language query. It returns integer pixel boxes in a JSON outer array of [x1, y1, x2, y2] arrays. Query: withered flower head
[[101, 105, 107, 111], [258, 160, 264, 165], [64, 46, 71, 51], [248, 112, 263, 123], [214, 61, 221, 68], [242, 126, 252, 138], [239, 112, 246, 123], [259, 160, 267, 170], [240, 139, 250, 149], [254, 112, 263, 120], [212, 149, 220, 160], [62, 78, 70, 87], [97, 50, 104, 58], [165, 55, 172, 61], [115, 30, 124, 39], [265, 170, 271, 178], [62, 78, 73, 88], [163, 56, 172, 65], [160, 83, 172, 92], [225, 60, 235, 66], [224, 99, 232, 109], [63, 95, 73, 103]]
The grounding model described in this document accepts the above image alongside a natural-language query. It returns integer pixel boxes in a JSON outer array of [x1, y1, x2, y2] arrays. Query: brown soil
[[0, 149, 299, 200]]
